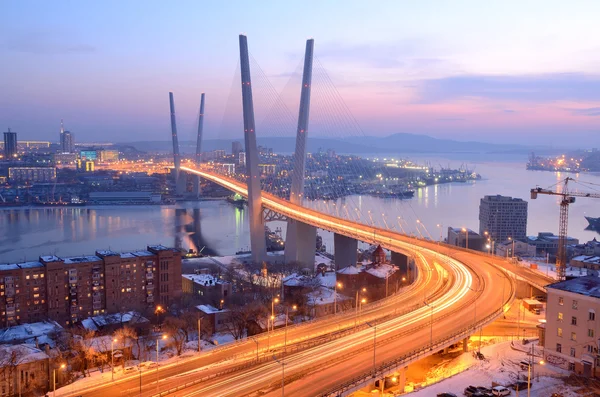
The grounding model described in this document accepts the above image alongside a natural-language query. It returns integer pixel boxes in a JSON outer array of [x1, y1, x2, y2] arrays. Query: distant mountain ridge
[[126, 133, 537, 154]]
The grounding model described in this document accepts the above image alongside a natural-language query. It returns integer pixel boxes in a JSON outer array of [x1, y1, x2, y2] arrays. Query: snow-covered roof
[[40, 255, 61, 263], [0, 261, 45, 271], [0, 344, 49, 364], [365, 263, 398, 279], [96, 250, 119, 257], [197, 304, 228, 314], [132, 251, 154, 257], [548, 276, 600, 299], [282, 273, 309, 287], [182, 274, 227, 286], [315, 271, 337, 288], [120, 253, 136, 259], [18, 261, 44, 269], [64, 255, 102, 264], [81, 311, 149, 330], [572, 255, 600, 264], [0, 321, 63, 344], [337, 265, 361, 275], [148, 245, 170, 251], [0, 263, 21, 271]]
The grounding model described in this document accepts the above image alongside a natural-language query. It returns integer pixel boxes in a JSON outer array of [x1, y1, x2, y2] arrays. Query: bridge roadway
[[64, 245, 453, 397]]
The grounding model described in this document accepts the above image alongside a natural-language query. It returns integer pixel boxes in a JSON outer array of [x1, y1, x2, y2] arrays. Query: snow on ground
[[400, 341, 578, 397], [522, 258, 597, 280]]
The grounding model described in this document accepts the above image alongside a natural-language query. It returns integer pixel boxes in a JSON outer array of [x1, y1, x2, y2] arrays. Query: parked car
[[464, 386, 479, 396], [437, 393, 458, 397], [492, 386, 511, 396], [519, 360, 531, 370]]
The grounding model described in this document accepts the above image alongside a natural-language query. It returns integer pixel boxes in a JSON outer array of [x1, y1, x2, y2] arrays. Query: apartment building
[[545, 276, 600, 378], [479, 195, 528, 242], [182, 274, 231, 306], [0, 262, 47, 328], [0, 245, 181, 327]]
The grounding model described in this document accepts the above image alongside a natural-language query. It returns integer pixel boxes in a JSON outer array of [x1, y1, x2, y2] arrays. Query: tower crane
[[531, 177, 600, 280]]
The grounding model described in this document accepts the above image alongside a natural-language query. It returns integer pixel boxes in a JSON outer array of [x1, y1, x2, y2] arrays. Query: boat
[[226, 193, 246, 208], [369, 189, 415, 199], [586, 216, 600, 230]]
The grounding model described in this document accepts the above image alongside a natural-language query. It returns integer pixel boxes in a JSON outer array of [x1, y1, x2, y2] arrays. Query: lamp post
[[198, 317, 202, 352], [334, 282, 342, 314], [111, 337, 118, 381], [271, 297, 279, 333], [355, 288, 366, 328], [284, 305, 297, 356], [156, 334, 167, 393], [155, 305, 164, 329], [424, 300, 434, 350], [436, 223, 443, 243], [366, 321, 377, 378], [53, 363, 65, 397], [272, 354, 285, 397], [462, 227, 469, 249], [468, 286, 484, 354], [527, 345, 544, 397]]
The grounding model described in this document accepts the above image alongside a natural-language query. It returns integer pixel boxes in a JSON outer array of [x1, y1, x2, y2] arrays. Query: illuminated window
[[559, 297, 564, 305], [558, 312, 563, 321], [557, 328, 563, 337]]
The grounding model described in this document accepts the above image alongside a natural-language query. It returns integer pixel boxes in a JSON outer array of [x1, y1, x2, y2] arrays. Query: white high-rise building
[[479, 195, 528, 242], [59, 120, 74, 153]]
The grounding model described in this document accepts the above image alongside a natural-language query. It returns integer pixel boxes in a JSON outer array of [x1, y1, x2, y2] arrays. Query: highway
[[61, 165, 551, 397]]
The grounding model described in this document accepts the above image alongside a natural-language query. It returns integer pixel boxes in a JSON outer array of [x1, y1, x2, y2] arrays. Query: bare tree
[[162, 317, 186, 356], [68, 329, 96, 378], [114, 326, 139, 368], [222, 303, 267, 340]]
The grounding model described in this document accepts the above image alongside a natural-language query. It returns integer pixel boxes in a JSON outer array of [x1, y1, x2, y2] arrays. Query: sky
[[1, 0, 600, 148]]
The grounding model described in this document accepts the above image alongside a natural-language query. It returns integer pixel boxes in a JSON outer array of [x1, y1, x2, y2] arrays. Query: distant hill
[[127, 133, 536, 154]]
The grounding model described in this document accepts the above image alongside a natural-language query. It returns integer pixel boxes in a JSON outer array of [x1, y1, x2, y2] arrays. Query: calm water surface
[[1, 155, 599, 262]]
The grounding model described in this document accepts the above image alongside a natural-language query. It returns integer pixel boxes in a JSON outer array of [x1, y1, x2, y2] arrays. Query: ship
[[586, 216, 600, 230]]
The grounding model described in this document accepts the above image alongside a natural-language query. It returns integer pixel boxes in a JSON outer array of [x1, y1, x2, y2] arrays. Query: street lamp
[[366, 321, 377, 378], [272, 354, 285, 397], [284, 305, 297, 355], [468, 286, 483, 354], [462, 227, 469, 249], [423, 300, 434, 350], [436, 224, 443, 243], [334, 282, 342, 314], [155, 305, 164, 327], [111, 337, 118, 381], [53, 363, 66, 397], [527, 346, 544, 397], [355, 288, 367, 328], [156, 334, 167, 393], [271, 297, 279, 332]]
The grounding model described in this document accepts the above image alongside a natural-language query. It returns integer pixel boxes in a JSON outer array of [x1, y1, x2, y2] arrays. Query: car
[[492, 386, 511, 396], [519, 360, 531, 370], [437, 393, 458, 397], [477, 386, 492, 394], [464, 386, 479, 396]]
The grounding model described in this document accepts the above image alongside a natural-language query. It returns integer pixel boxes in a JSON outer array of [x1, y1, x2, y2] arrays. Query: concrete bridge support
[[239, 35, 267, 263], [391, 251, 412, 282], [334, 233, 358, 270], [463, 337, 470, 352], [285, 39, 315, 266], [284, 220, 316, 267], [192, 175, 201, 198]]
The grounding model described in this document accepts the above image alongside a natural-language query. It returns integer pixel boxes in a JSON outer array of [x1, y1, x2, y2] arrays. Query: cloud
[[416, 73, 600, 103], [503, 109, 516, 113], [571, 107, 600, 116], [436, 117, 465, 122], [3, 31, 96, 54]]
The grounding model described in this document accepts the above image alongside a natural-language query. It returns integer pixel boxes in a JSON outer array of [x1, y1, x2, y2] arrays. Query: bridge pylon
[[239, 34, 268, 263], [285, 38, 317, 266], [192, 93, 206, 198], [169, 92, 186, 195]]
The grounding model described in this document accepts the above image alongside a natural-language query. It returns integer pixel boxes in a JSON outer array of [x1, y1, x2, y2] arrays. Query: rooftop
[[63, 255, 102, 264], [39, 255, 61, 263], [572, 255, 600, 264], [547, 276, 600, 299], [197, 304, 228, 314], [0, 321, 63, 344], [182, 274, 227, 286], [0, 344, 49, 364], [0, 261, 45, 271]]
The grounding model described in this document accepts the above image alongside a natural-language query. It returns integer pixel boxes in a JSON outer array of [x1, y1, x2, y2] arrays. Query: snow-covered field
[[402, 341, 577, 397]]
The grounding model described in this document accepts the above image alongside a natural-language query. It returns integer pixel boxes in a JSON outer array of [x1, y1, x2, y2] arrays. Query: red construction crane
[[531, 177, 600, 280]]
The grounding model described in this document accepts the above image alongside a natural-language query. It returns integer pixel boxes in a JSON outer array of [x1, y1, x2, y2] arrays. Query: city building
[[59, 120, 74, 153], [53, 152, 78, 168], [0, 246, 181, 327], [232, 141, 243, 156], [479, 195, 528, 242], [221, 163, 235, 174], [495, 239, 536, 258], [0, 262, 47, 327], [447, 227, 485, 251], [88, 191, 161, 205], [196, 304, 229, 334], [570, 255, 600, 270], [336, 246, 401, 301], [80, 311, 150, 334], [3, 128, 17, 159], [238, 152, 246, 167], [573, 238, 600, 257], [182, 274, 231, 305], [0, 320, 63, 346], [526, 232, 580, 256], [98, 149, 119, 162], [79, 150, 97, 161], [545, 276, 600, 377], [259, 164, 276, 175], [8, 167, 56, 183], [0, 344, 50, 396]]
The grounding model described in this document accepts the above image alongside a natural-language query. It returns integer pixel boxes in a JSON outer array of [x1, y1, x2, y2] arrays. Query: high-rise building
[[3, 128, 17, 159], [8, 167, 57, 183], [232, 141, 243, 156], [479, 195, 528, 242], [59, 120, 74, 153], [238, 151, 246, 167]]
